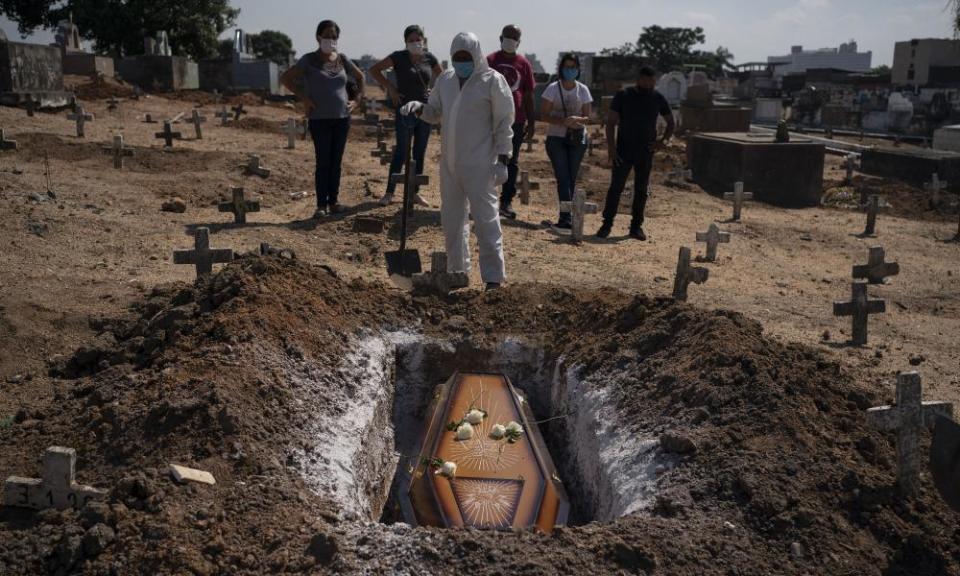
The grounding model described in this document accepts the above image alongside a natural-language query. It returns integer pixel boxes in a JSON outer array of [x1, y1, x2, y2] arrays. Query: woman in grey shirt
[[281, 20, 365, 219]]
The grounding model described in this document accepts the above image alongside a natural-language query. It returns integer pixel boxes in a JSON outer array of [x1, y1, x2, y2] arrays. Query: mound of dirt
[[822, 175, 958, 223], [0, 256, 957, 575], [68, 76, 137, 101]]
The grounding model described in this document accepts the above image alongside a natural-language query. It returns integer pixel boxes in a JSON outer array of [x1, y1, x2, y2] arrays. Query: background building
[[893, 38, 960, 87], [767, 41, 872, 77]]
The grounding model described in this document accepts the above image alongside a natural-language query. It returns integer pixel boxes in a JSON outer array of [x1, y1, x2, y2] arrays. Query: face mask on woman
[[407, 42, 424, 56], [452, 61, 474, 79], [501, 38, 519, 54], [561, 68, 579, 82], [320, 38, 338, 53]]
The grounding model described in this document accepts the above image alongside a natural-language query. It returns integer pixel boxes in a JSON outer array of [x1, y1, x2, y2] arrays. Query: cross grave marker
[[519, 170, 540, 205], [4, 446, 106, 510], [216, 106, 231, 126], [833, 282, 885, 346], [672, 246, 709, 301], [0, 130, 18, 151], [231, 103, 247, 122], [173, 227, 234, 278], [412, 252, 470, 295], [143, 113, 158, 124], [155, 121, 182, 148], [723, 181, 753, 221], [67, 106, 94, 138], [925, 173, 948, 208], [189, 109, 207, 140], [242, 155, 271, 178], [106, 97, 121, 111], [102, 134, 133, 169], [866, 372, 954, 496], [283, 117, 300, 149], [695, 223, 730, 262], [863, 194, 880, 237], [24, 95, 36, 117], [218, 187, 260, 224], [559, 189, 598, 242], [668, 165, 692, 187], [852, 246, 900, 285], [390, 159, 430, 207]]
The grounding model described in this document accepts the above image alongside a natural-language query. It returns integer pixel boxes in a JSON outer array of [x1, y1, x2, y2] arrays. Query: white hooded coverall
[[418, 32, 515, 284]]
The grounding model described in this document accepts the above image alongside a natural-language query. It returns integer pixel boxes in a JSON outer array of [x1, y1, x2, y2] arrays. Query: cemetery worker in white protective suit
[[401, 32, 514, 290]]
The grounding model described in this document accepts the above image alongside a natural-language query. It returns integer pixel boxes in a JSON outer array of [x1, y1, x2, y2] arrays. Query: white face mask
[[320, 38, 338, 54], [501, 38, 519, 54], [407, 42, 424, 56]]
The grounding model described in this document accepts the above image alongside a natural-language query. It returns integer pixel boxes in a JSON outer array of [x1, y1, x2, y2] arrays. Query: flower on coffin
[[465, 409, 486, 425], [436, 461, 457, 478], [489, 424, 506, 440], [504, 421, 524, 444], [455, 422, 474, 441]]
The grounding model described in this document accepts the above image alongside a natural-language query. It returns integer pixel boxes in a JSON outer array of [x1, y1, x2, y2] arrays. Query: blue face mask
[[452, 61, 474, 79], [562, 68, 579, 81]]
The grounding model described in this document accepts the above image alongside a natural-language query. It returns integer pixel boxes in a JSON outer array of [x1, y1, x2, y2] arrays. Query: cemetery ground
[[0, 84, 959, 574]]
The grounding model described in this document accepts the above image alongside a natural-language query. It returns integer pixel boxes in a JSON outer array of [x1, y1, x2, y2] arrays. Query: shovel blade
[[385, 249, 422, 278], [931, 415, 960, 512]]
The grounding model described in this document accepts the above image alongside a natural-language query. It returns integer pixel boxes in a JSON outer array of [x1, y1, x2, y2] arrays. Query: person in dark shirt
[[370, 25, 443, 206], [597, 66, 675, 240]]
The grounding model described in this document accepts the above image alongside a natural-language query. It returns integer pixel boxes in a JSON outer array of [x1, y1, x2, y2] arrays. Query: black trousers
[[309, 117, 351, 208], [601, 148, 654, 227], [500, 121, 526, 207]]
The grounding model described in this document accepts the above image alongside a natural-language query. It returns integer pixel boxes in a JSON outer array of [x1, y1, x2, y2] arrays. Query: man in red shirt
[[487, 24, 536, 220]]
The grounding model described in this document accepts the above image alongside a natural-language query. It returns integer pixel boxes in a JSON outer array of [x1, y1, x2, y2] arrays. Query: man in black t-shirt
[[597, 66, 675, 240]]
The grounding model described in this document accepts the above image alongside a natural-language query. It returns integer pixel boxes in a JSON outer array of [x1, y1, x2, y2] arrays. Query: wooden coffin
[[399, 372, 569, 532]]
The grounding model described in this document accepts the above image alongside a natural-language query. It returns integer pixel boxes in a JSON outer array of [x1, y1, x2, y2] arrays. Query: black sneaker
[[596, 223, 612, 238], [485, 282, 502, 291], [629, 226, 647, 241], [328, 203, 345, 215], [312, 206, 328, 219], [499, 204, 517, 220]]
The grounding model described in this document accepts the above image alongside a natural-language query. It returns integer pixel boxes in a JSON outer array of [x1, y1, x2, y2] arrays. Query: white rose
[[465, 409, 485, 425], [505, 421, 524, 435], [489, 424, 506, 440], [455, 422, 474, 441], [437, 461, 457, 478]]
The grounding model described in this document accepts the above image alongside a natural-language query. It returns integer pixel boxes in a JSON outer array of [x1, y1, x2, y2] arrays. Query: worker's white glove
[[400, 101, 423, 117], [493, 162, 509, 187]]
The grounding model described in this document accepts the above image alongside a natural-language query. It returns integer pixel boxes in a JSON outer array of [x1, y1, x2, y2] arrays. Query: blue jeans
[[309, 117, 351, 207], [501, 121, 527, 207], [386, 108, 432, 196], [545, 135, 587, 223]]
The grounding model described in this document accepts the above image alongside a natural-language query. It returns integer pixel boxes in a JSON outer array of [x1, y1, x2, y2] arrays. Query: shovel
[[385, 114, 426, 287], [931, 415, 960, 512]]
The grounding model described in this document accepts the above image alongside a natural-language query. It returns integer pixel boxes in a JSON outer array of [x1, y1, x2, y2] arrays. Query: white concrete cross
[[695, 223, 730, 262], [723, 181, 754, 221], [216, 106, 231, 126], [668, 165, 692, 186], [519, 170, 540, 206], [218, 187, 260, 224], [866, 372, 954, 495], [173, 227, 234, 278], [672, 246, 709, 301], [242, 155, 271, 178], [559, 189, 599, 242], [833, 282, 885, 346], [283, 117, 300, 149], [67, 106, 94, 138], [189, 109, 207, 140], [412, 252, 470, 295], [0, 129, 18, 152], [925, 173, 948, 208], [852, 246, 900, 285], [4, 446, 106, 510], [102, 134, 133, 169]]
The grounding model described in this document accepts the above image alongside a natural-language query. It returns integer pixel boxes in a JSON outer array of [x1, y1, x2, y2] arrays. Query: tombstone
[[242, 155, 271, 178], [67, 106, 94, 138], [723, 182, 754, 221], [524, 136, 540, 153], [668, 165, 692, 187], [519, 171, 540, 206], [232, 103, 247, 122], [106, 97, 121, 111], [102, 134, 133, 169], [4, 447, 106, 510], [852, 246, 900, 285], [559, 189, 598, 242], [55, 15, 83, 53], [412, 252, 470, 295], [0, 38, 71, 109], [0, 130, 18, 151], [672, 246, 709, 301], [283, 118, 300, 149], [155, 121, 182, 148], [173, 227, 234, 278], [925, 174, 948, 208], [863, 194, 880, 237], [695, 223, 730, 262], [844, 154, 859, 183], [833, 282, 886, 346], [143, 113, 158, 124], [118, 32, 199, 91], [866, 372, 954, 495], [217, 187, 260, 224], [189, 109, 207, 140], [656, 71, 688, 106]]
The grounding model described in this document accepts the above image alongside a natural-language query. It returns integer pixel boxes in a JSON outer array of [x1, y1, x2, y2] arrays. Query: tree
[[0, 0, 239, 59], [868, 64, 891, 75], [249, 30, 293, 66], [600, 42, 638, 57], [600, 26, 733, 78]]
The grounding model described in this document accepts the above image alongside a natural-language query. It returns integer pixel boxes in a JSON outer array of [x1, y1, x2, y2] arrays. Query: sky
[[1, 0, 954, 68]]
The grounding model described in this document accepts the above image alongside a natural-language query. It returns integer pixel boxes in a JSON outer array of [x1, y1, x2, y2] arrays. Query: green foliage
[[250, 30, 293, 66], [0, 0, 239, 59], [868, 64, 891, 75], [0, 415, 13, 429], [600, 25, 734, 78]]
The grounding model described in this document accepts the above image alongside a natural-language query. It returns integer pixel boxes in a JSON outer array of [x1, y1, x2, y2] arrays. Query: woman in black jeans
[[540, 53, 593, 230], [280, 20, 365, 219], [369, 25, 442, 207]]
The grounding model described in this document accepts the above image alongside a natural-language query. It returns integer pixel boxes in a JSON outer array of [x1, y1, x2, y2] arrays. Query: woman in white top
[[540, 53, 593, 230]]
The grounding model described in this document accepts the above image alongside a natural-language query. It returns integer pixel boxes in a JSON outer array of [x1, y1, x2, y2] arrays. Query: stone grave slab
[[861, 148, 960, 192]]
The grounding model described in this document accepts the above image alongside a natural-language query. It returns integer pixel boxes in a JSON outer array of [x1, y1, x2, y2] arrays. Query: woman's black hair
[[557, 52, 581, 81], [404, 25, 425, 41], [316, 20, 340, 38]]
